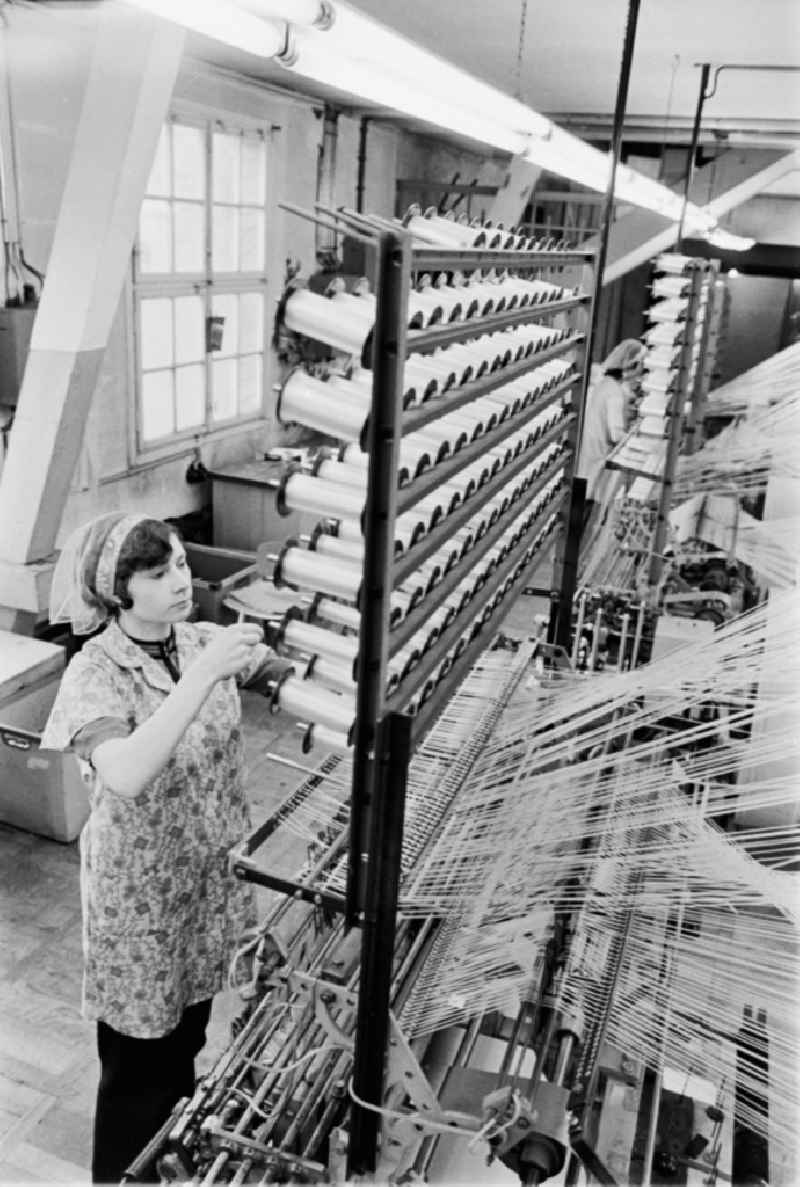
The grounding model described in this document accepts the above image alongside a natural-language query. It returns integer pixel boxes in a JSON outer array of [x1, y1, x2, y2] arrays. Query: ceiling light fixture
[[275, 10, 718, 228], [705, 228, 756, 251], [122, 0, 723, 233], [280, 22, 716, 225], [277, 27, 534, 155], [275, 3, 553, 140]]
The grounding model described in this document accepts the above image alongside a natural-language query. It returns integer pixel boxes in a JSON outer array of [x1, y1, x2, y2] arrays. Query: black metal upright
[[553, 0, 641, 638], [647, 265, 705, 587], [733, 1005, 769, 1184], [348, 712, 412, 1176], [346, 230, 411, 927], [549, 475, 585, 650], [677, 63, 711, 244]]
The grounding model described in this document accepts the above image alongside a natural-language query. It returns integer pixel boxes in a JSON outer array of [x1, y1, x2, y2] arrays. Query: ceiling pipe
[[677, 62, 711, 242], [580, 0, 642, 410], [696, 61, 800, 102], [356, 116, 370, 214], [678, 60, 800, 243], [549, 0, 642, 659]]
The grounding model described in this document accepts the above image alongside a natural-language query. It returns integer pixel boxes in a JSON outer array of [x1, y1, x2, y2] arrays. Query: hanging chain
[[514, 0, 529, 101]]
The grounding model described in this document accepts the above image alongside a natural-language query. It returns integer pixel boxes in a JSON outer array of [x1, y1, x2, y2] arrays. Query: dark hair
[[110, 519, 182, 612]]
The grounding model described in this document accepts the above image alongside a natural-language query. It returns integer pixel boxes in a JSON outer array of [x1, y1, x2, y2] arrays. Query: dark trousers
[[92, 999, 212, 1184]]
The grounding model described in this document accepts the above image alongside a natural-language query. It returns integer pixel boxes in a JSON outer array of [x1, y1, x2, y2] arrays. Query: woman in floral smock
[[42, 513, 291, 1183]]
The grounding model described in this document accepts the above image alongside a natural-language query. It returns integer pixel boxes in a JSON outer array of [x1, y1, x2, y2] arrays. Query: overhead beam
[[549, 113, 800, 146], [0, 5, 184, 622], [602, 148, 799, 284], [681, 238, 800, 280]]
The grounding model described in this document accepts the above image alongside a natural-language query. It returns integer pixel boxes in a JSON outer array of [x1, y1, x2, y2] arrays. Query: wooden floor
[[0, 687, 310, 1185]]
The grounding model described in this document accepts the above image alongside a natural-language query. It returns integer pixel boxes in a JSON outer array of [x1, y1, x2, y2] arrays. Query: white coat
[[576, 373, 627, 502]]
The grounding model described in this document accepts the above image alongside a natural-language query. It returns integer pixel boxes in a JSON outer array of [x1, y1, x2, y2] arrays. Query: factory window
[[133, 117, 269, 451]]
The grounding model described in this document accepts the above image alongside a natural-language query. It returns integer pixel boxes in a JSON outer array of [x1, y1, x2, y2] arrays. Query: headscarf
[[49, 512, 148, 634], [603, 338, 645, 375]]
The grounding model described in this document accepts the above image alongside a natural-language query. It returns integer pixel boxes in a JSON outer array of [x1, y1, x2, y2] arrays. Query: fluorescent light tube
[[125, 0, 730, 232], [278, 28, 532, 155], [290, 3, 551, 140], [289, 3, 719, 228], [705, 229, 756, 251]]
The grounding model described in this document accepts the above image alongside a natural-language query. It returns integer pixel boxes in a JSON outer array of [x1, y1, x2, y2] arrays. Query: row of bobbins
[[267, 232, 582, 748], [272, 482, 563, 697], [274, 421, 570, 558], [272, 460, 566, 622], [265, 425, 569, 749], [278, 355, 574, 474], [400, 204, 573, 253], [267, 502, 561, 747], [283, 285, 576, 368], [638, 254, 706, 431], [320, 269, 573, 330]]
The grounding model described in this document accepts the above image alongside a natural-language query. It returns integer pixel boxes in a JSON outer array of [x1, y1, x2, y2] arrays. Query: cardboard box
[[0, 630, 88, 843], [208, 460, 318, 552], [0, 630, 64, 728], [185, 542, 260, 624], [0, 724, 88, 843]]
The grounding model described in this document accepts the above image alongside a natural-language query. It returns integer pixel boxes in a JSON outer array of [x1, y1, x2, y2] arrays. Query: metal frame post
[[549, 475, 585, 649], [733, 1005, 770, 1184], [647, 266, 704, 587], [348, 712, 412, 1176], [554, 0, 641, 627], [346, 230, 411, 926], [677, 63, 711, 244]]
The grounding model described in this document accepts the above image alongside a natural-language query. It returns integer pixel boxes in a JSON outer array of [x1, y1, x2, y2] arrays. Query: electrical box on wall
[[0, 305, 36, 406]]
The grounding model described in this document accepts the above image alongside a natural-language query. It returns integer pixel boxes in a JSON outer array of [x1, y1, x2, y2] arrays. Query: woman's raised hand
[[192, 623, 264, 682]]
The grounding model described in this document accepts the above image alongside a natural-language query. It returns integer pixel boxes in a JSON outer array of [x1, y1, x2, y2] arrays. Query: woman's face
[[124, 534, 193, 629]]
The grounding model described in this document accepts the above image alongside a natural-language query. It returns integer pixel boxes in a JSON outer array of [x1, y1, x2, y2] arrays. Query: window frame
[[130, 112, 273, 462]]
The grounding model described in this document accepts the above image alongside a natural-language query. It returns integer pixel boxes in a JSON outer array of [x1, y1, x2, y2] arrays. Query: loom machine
[[126, 209, 799, 1186]]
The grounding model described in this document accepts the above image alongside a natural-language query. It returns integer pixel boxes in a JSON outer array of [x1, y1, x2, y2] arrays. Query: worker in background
[[40, 512, 292, 1183], [576, 337, 646, 528]]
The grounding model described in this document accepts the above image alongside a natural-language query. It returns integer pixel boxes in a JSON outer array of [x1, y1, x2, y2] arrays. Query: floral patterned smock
[[41, 619, 274, 1038]]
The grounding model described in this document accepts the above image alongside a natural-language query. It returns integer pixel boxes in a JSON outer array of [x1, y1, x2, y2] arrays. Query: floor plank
[[2, 1139, 89, 1184], [0, 1086, 54, 1160]]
